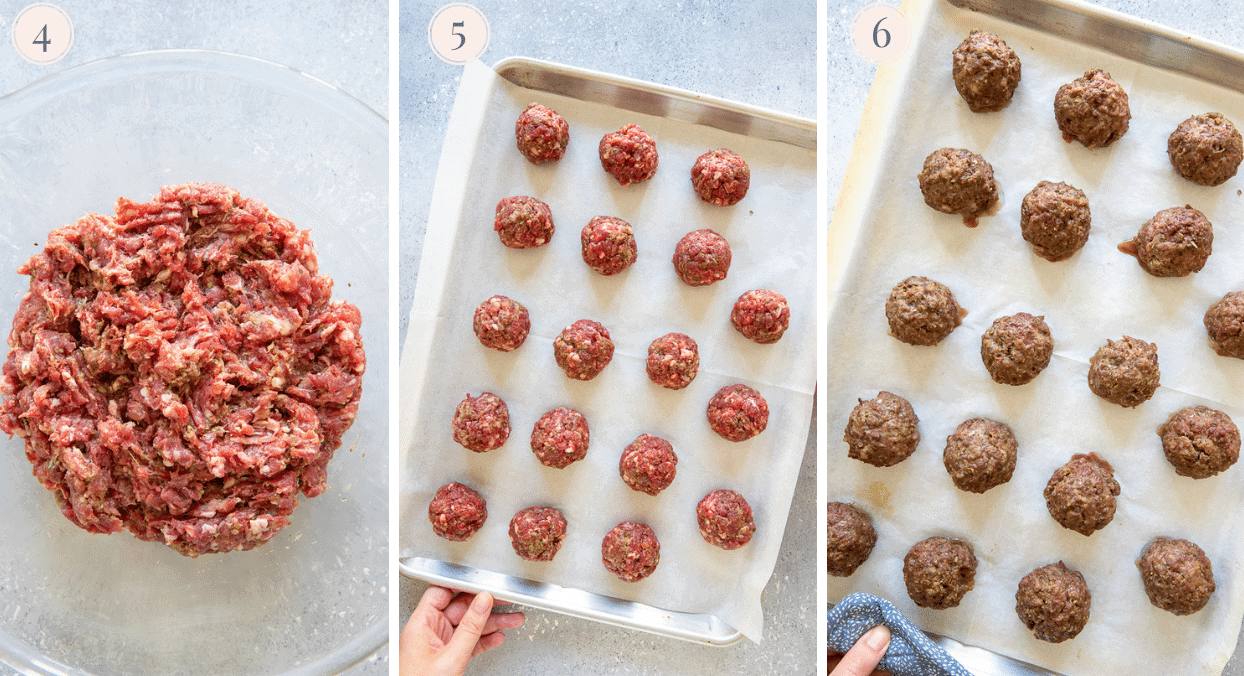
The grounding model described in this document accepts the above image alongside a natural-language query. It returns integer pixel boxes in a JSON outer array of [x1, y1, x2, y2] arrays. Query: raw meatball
[[952, 29, 1022, 113], [530, 407, 589, 469], [428, 482, 487, 542], [1044, 453, 1119, 536], [514, 102, 569, 164], [599, 124, 658, 186], [601, 521, 660, 582], [1137, 537, 1216, 616], [1205, 291, 1244, 358], [646, 332, 700, 390], [980, 312, 1053, 386], [843, 391, 920, 468], [697, 489, 756, 550], [1168, 112, 1243, 186], [690, 148, 751, 206], [494, 195, 554, 249], [1015, 561, 1091, 643], [943, 418, 1017, 494], [826, 502, 877, 577], [1054, 69, 1130, 149], [902, 536, 977, 610], [472, 295, 530, 352], [672, 229, 732, 287], [581, 215, 637, 276], [1087, 336, 1160, 408], [452, 392, 511, 452], [508, 506, 568, 561], [619, 434, 678, 496], [553, 319, 614, 381], [885, 276, 966, 346], [1158, 406, 1240, 479], [1119, 205, 1213, 277], [917, 147, 998, 226], [1020, 181, 1091, 262], [706, 384, 769, 442], [731, 290, 790, 344]]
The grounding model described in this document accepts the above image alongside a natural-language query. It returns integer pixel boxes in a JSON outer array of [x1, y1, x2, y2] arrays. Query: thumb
[[446, 591, 494, 658], [833, 624, 891, 676]]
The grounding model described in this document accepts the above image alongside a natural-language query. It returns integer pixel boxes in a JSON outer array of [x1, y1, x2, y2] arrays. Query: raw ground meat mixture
[[1119, 205, 1213, 278], [514, 102, 570, 164], [672, 229, 732, 287], [601, 521, 660, 582], [705, 383, 769, 442], [826, 502, 876, 577], [580, 215, 637, 276], [508, 505, 568, 561], [451, 392, 510, 453], [645, 332, 699, 390], [598, 124, 659, 187], [530, 407, 589, 469], [1087, 336, 1160, 408], [690, 148, 750, 206], [730, 289, 790, 344], [902, 536, 977, 610], [1020, 181, 1091, 262], [916, 147, 998, 226], [1015, 561, 1092, 643], [428, 482, 487, 542], [552, 319, 614, 381], [0, 183, 366, 557], [1205, 291, 1244, 359], [1054, 69, 1130, 149], [1158, 406, 1240, 479], [1137, 537, 1216, 616], [1168, 112, 1243, 187], [696, 489, 755, 550], [1044, 453, 1120, 536], [493, 196, 555, 249], [885, 276, 966, 347], [618, 434, 677, 496], [843, 391, 920, 468], [472, 295, 530, 352], [980, 312, 1053, 386], [942, 417, 1017, 494], [951, 29, 1022, 113]]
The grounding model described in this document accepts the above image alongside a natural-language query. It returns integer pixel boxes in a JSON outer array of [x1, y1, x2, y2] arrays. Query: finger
[[446, 590, 495, 659], [442, 592, 476, 626], [472, 630, 507, 657], [413, 585, 456, 617], [832, 625, 891, 676]]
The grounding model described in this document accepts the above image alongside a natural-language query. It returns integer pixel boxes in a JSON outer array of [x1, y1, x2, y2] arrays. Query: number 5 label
[[428, 4, 490, 65], [11, 3, 73, 65], [851, 4, 910, 64]]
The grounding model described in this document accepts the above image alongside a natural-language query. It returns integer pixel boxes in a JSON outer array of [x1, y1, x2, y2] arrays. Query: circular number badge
[[12, 3, 73, 65], [428, 3, 490, 65], [851, 3, 910, 64]]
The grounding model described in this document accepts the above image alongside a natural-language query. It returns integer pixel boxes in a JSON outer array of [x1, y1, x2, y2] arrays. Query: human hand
[[828, 624, 892, 676], [400, 585, 526, 676]]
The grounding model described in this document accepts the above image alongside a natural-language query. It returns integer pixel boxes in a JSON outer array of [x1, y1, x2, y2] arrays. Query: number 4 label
[[852, 4, 910, 64], [11, 3, 73, 65]]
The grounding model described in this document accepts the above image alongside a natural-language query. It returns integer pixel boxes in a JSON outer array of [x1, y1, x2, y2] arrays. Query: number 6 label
[[428, 4, 490, 65], [11, 3, 73, 65], [851, 4, 910, 64]]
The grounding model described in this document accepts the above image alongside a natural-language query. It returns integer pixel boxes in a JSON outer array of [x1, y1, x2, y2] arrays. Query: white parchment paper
[[826, 3, 1244, 675], [400, 61, 816, 641]]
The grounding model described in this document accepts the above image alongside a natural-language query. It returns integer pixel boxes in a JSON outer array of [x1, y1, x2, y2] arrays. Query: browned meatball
[[645, 332, 699, 390], [1044, 453, 1119, 536], [1054, 69, 1130, 149], [1087, 336, 1160, 408], [917, 147, 999, 226], [451, 392, 511, 452], [902, 537, 977, 609], [885, 276, 966, 346], [428, 482, 487, 542], [731, 289, 790, 344], [843, 391, 920, 467], [1117, 206, 1213, 278], [1158, 406, 1240, 479], [472, 295, 530, 352], [952, 30, 1021, 113], [514, 102, 569, 164], [494, 196, 554, 249], [690, 148, 750, 206], [696, 489, 756, 550], [1205, 291, 1244, 359], [1168, 113, 1243, 186], [826, 502, 877, 577], [601, 521, 660, 582], [1015, 561, 1091, 643], [1137, 537, 1215, 616], [943, 418, 1018, 493], [508, 506, 568, 561], [599, 124, 658, 186], [980, 312, 1053, 386], [1020, 181, 1091, 262], [618, 434, 678, 495]]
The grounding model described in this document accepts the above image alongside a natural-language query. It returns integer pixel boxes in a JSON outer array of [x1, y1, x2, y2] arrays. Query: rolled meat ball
[[1044, 453, 1119, 536], [599, 124, 658, 186], [581, 215, 637, 276], [917, 147, 998, 226], [943, 418, 1018, 494], [619, 434, 678, 496], [1205, 291, 1244, 359], [451, 392, 511, 452], [696, 489, 756, 550], [1020, 181, 1091, 262], [1087, 336, 1160, 408], [530, 407, 590, 469], [472, 295, 530, 352], [1119, 205, 1212, 278], [1168, 112, 1243, 186], [731, 289, 790, 344], [494, 195, 554, 249], [514, 102, 569, 164], [1015, 561, 1092, 643], [1054, 69, 1130, 149], [672, 229, 732, 287], [690, 148, 750, 206], [508, 506, 568, 561], [843, 391, 920, 468], [826, 502, 877, 577], [601, 521, 660, 582], [553, 319, 615, 381], [646, 332, 700, 390], [886, 276, 966, 346], [706, 384, 769, 442], [951, 29, 1022, 113], [428, 482, 487, 542], [1137, 537, 1216, 616], [1158, 406, 1240, 479], [980, 312, 1053, 386], [902, 536, 977, 610]]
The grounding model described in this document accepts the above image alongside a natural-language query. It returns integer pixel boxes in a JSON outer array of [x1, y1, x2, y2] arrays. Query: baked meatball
[[690, 148, 750, 206], [508, 506, 568, 561], [731, 289, 790, 344], [706, 384, 769, 442], [672, 229, 732, 287], [1020, 181, 1091, 262], [646, 332, 700, 390], [696, 489, 756, 550], [843, 391, 920, 468], [530, 407, 590, 469], [1054, 69, 1130, 149], [553, 319, 615, 381], [1118, 206, 1212, 277], [428, 482, 487, 542], [1205, 291, 1244, 359], [1044, 453, 1119, 536], [1087, 336, 1160, 408], [494, 195, 554, 249], [952, 29, 1022, 113], [472, 295, 530, 352], [1137, 537, 1216, 616], [826, 502, 877, 577], [451, 392, 511, 452], [902, 537, 977, 610], [917, 147, 999, 226], [1158, 406, 1240, 479], [599, 124, 658, 186], [980, 312, 1053, 385], [943, 418, 1018, 494], [581, 215, 637, 276], [1015, 561, 1091, 643], [885, 276, 966, 346], [1168, 112, 1243, 186], [514, 102, 569, 164], [601, 521, 660, 582], [619, 434, 678, 496]]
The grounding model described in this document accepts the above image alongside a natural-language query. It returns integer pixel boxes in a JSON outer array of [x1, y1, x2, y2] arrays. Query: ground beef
[[552, 319, 614, 381], [1020, 181, 1091, 262], [980, 312, 1053, 386], [472, 295, 530, 352], [951, 29, 1021, 113], [1137, 537, 1216, 615], [1118, 205, 1213, 277], [690, 148, 750, 206], [1205, 291, 1244, 359], [1054, 69, 1130, 149], [645, 332, 699, 390], [1044, 453, 1119, 536], [428, 482, 487, 542], [731, 290, 790, 344], [943, 418, 1017, 493], [843, 391, 920, 468], [1168, 112, 1243, 186], [1087, 336, 1160, 408], [705, 383, 769, 442], [601, 521, 660, 582], [580, 215, 637, 276], [451, 392, 510, 453], [696, 489, 755, 550], [672, 229, 732, 287], [514, 102, 569, 164], [0, 183, 366, 557], [599, 124, 658, 187], [530, 407, 589, 469], [1015, 561, 1091, 643], [917, 147, 998, 226], [826, 502, 876, 577], [885, 276, 966, 346], [494, 196, 554, 249], [618, 434, 677, 495], [508, 505, 568, 561], [1158, 405, 1240, 479], [902, 536, 977, 610]]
